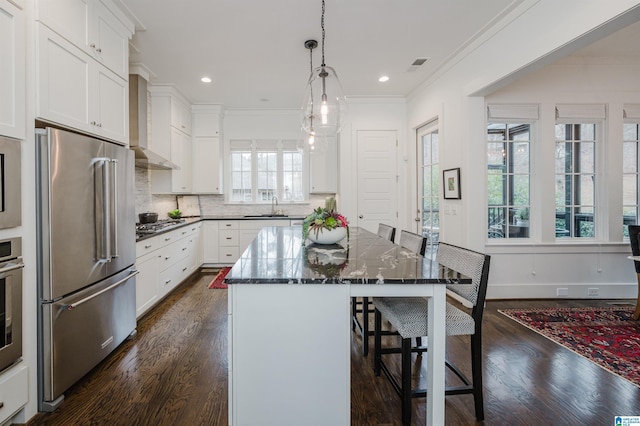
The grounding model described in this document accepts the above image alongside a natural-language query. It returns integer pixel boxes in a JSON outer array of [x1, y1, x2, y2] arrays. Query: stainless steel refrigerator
[[36, 127, 138, 412]]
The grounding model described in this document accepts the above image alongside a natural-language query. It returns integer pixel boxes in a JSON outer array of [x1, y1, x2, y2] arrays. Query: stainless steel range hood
[[129, 75, 178, 170]]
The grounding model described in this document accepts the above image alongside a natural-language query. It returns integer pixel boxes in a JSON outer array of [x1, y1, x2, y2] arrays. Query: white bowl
[[307, 226, 347, 244]]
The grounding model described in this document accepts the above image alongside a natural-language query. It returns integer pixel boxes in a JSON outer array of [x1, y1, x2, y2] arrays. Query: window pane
[[624, 123, 639, 141], [512, 142, 529, 173], [577, 123, 595, 140], [488, 143, 505, 167], [623, 142, 637, 173], [487, 172, 504, 205], [512, 175, 529, 206], [555, 175, 571, 206], [555, 143, 568, 174], [623, 175, 637, 205], [579, 175, 595, 205], [579, 142, 595, 174]]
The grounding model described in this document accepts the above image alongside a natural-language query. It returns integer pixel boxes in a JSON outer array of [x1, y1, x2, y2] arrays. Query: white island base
[[228, 283, 446, 426]]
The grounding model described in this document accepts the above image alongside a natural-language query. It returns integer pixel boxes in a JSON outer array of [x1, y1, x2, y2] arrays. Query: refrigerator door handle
[[95, 158, 111, 263], [62, 269, 139, 311], [110, 158, 119, 259]]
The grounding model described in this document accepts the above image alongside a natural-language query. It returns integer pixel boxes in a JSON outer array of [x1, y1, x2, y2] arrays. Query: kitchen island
[[225, 226, 470, 426]]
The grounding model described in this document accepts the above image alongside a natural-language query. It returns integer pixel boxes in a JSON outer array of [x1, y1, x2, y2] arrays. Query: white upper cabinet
[[192, 105, 222, 194], [150, 87, 193, 193], [171, 98, 192, 136], [0, 0, 25, 140], [35, 0, 130, 79], [35, 23, 128, 143]]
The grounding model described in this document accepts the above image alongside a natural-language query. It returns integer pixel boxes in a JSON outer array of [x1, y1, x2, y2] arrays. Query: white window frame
[[226, 139, 308, 204], [486, 104, 538, 242], [623, 104, 640, 240], [554, 104, 606, 241]]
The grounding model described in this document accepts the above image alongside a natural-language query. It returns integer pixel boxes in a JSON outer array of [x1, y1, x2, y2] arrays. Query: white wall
[[406, 0, 640, 299]]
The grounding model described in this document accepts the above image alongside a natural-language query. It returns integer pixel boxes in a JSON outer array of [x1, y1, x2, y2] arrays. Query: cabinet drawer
[[219, 229, 239, 246], [219, 246, 239, 263], [219, 220, 239, 230], [0, 364, 28, 424]]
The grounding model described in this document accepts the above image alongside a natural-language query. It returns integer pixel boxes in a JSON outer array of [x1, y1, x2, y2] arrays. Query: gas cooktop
[[136, 219, 186, 238]]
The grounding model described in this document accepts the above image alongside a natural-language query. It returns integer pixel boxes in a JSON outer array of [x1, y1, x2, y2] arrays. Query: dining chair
[[373, 242, 491, 425], [398, 230, 427, 256], [627, 225, 640, 320], [352, 223, 397, 356], [377, 223, 396, 243]]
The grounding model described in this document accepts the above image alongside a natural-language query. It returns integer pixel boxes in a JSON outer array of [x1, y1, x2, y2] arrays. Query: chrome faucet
[[271, 195, 279, 215]]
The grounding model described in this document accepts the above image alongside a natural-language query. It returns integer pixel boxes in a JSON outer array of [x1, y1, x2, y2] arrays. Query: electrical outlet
[[557, 288, 568, 297], [588, 288, 599, 297]]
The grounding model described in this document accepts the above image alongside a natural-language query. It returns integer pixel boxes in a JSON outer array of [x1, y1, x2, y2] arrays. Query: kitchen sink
[[243, 214, 289, 218]]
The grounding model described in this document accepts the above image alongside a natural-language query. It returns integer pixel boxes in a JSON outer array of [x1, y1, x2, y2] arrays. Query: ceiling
[[118, 0, 640, 110]]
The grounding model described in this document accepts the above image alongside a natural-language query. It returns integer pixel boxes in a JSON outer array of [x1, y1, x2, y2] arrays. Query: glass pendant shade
[[301, 65, 347, 138]]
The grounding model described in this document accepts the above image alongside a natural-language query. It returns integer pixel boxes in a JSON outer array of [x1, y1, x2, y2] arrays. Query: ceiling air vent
[[407, 57, 429, 72]]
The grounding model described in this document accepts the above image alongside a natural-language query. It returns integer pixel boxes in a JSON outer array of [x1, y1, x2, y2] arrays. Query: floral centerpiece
[[302, 197, 349, 245]]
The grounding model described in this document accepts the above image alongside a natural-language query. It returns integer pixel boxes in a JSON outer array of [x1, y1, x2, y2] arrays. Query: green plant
[[168, 209, 182, 219], [302, 206, 349, 243]]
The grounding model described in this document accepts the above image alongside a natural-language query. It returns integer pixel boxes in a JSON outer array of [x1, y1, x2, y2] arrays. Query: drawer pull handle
[[226, 237, 232, 240], [226, 224, 232, 227], [165, 256, 171, 260], [182, 247, 187, 251], [0, 401, 4, 409], [144, 244, 152, 249], [182, 267, 188, 272], [165, 237, 171, 241], [226, 254, 232, 257], [165, 279, 171, 284]]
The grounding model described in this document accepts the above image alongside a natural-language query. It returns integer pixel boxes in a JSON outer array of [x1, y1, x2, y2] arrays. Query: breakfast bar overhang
[[225, 226, 471, 426]]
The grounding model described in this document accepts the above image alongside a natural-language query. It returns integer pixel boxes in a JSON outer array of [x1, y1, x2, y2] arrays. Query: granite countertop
[[225, 226, 471, 285]]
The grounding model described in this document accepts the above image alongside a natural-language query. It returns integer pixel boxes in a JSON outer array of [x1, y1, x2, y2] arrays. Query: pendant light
[[301, 0, 347, 138]]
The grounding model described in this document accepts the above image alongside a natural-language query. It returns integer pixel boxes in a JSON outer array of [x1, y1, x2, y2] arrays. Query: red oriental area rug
[[499, 306, 640, 388], [208, 267, 231, 289]]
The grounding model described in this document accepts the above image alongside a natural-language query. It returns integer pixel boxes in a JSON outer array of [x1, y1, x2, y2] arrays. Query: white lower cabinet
[[135, 250, 159, 317], [203, 219, 291, 265], [135, 222, 201, 318], [203, 221, 219, 263], [0, 364, 28, 424]]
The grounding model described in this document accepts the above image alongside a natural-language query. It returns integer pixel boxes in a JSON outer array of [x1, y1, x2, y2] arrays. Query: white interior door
[[356, 130, 398, 234]]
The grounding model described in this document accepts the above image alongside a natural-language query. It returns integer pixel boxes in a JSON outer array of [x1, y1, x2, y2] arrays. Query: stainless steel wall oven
[[0, 237, 23, 372], [0, 136, 21, 229]]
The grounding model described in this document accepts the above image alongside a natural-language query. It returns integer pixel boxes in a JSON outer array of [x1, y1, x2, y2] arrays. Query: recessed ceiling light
[[378, 75, 389, 82], [201, 77, 212, 83]]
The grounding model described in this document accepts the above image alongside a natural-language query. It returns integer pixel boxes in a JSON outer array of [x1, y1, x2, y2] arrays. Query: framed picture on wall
[[443, 168, 461, 199]]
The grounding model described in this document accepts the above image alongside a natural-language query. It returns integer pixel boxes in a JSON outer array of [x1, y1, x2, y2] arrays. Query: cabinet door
[[203, 221, 219, 263], [309, 138, 338, 193], [36, 23, 92, 134], [171, 128, 192, 192], [36, 0, 90, 53], [135, 251, 159, 318], [171, 99, 191, 135], [92, 0, 128, 78], [93, 65, 127, 143], [192, 136, 222, 193], [0, 0, 25, 140]]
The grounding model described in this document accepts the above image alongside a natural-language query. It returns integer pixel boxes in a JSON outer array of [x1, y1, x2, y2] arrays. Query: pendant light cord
[[321, 0, 326, 67]]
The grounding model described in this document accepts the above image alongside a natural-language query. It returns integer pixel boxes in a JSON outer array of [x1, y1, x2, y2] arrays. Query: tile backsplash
[[135, 167, 331, 220]]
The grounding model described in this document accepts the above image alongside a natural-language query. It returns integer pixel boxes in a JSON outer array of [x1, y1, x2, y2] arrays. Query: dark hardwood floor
[[26, 273, 640, 426]]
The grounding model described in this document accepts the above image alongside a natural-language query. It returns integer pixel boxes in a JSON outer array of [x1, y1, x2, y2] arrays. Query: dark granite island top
[[225, 226, 470, 285]]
